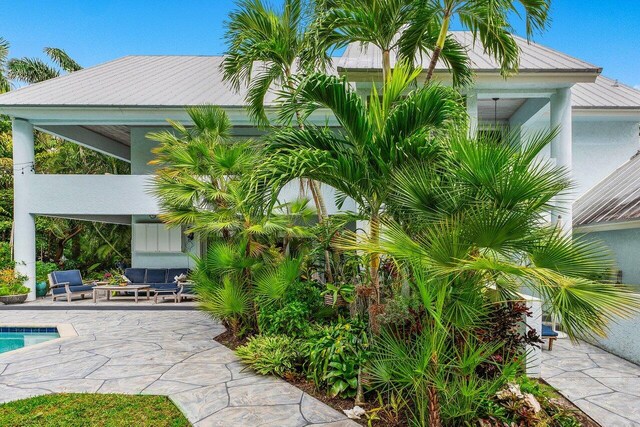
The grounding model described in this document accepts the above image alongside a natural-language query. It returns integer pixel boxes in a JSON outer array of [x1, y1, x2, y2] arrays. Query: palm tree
[[344, 129, 639, 426], [0, 38, 10, 93], [223, 0, 329, 127], [423, 0, 551, 82], [255, 65, 465, 305], [223, 0, 335, 276], [313, 0, 472, 85], [8, 46, 81, 84], [348, 129, 640, 339]]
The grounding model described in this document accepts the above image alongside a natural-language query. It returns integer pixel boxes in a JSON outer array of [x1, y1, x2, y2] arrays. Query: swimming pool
[[0, 327, 60, 354]]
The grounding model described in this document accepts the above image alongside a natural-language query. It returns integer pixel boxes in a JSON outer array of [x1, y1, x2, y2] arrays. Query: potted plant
[[0, 268, 30, 304], [35, 261, 57, 298], [322, 282, 355, 307], [103, 270, 128, 286]]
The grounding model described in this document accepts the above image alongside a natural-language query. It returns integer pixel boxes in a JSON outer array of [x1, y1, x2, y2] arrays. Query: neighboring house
[[2, 32, 640, 300]]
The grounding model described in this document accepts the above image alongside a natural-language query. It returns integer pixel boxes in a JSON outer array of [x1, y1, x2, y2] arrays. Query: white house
[[2, 33, 640, 301]]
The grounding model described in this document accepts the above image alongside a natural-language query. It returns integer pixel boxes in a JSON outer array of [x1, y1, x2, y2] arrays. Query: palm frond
[[44, 47, 82, 72]]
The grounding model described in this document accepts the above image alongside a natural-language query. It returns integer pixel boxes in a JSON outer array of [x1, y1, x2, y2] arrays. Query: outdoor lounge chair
[[542, 324, 558, 350], [48, 270, 96, 302]]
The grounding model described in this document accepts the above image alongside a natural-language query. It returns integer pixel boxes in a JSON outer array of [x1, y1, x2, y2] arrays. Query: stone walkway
[[0, 310, 357, 427], [542, 338, 640, 426]]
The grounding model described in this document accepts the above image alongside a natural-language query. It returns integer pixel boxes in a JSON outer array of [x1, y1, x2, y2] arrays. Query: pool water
[[0, 327, 60, 354]]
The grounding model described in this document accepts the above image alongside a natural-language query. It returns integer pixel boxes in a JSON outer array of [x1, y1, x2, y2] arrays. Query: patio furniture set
[[47, 268, 195, 303]]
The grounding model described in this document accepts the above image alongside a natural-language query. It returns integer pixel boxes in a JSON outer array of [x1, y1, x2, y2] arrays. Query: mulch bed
[[538, 379, 601, 427], [214, 333, 597, 427]]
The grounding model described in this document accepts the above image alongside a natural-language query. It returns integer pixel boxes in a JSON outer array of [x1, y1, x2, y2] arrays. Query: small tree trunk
[[354, 366, 365, 405], [369, 213, 381, 304], [425, 14, 451, 83], [382, 49, 391, 83]]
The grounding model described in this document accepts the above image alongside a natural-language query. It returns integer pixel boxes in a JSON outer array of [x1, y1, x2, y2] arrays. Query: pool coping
[[0, 323, 78, 356]]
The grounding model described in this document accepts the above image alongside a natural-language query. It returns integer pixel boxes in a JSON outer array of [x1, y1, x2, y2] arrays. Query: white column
[[12, 118, 36, 301], [466, 91, 478, 137], [550, 88, 572, 233]]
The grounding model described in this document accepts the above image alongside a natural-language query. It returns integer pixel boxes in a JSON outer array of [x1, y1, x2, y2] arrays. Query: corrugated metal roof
[[336, 32, 601, 73], [572, 76, 640, 110], [574, 152, 640, 227], [0, 55, 280, 107]]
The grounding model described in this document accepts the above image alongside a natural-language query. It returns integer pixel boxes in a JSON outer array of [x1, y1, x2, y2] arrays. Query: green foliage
[[35, 261, 57, 283], [236, 335, 302, 377], [257, 279, 325, 337], [322, 282, 355, 305], [0, 284, 30, 296], [305, 319, 369, 398], [223, 0, 330, 126], [258, 300, 310, 338], [0, 242, 11, 270]]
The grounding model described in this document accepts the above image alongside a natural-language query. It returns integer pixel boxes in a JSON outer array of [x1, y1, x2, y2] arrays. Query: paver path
[[0, 310, 357, 426], [542, 338, 640, 427]]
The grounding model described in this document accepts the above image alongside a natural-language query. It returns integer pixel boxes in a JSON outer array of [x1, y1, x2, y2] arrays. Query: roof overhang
[[574, 219, 640, 233], [338, 68, 601, 86]]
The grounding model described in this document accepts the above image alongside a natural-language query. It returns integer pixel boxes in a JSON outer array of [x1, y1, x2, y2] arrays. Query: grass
[[0, 393, 191, 427]]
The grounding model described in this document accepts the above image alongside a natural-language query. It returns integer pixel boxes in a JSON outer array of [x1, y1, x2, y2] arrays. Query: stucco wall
[[130, 128, 199, 268], [572, 120, 639, 198], [578, 228, 640, 289], [576, 229, 640, 363]]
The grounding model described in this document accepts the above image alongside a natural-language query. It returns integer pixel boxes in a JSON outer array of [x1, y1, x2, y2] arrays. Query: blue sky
[[3, 1, 640, 86]]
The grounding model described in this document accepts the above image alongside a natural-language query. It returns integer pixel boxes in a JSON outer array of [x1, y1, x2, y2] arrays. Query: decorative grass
[[0, 393, 190, 427]]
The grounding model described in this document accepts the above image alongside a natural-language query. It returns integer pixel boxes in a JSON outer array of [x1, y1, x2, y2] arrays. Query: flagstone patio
[[0, 309, 357, 427], [542, 338, 640, 427]]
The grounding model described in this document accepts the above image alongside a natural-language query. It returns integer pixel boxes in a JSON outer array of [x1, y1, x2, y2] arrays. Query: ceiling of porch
[[478, 98, 528, 122]]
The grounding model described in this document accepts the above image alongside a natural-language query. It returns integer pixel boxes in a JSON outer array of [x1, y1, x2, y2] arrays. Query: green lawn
[[0, 393, 191, 427]]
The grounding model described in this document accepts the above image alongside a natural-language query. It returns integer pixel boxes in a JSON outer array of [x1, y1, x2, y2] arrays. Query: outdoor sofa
[[124, 268, 191, 303], [48, 270, 96, 302]]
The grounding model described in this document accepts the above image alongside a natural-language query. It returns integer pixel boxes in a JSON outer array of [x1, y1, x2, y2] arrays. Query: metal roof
[[0, 55, 278, 108], [336, 32, 601, 74], [0, 40, 638, 111], [572, 76, 640, 110], [574, 152, 640, 227]]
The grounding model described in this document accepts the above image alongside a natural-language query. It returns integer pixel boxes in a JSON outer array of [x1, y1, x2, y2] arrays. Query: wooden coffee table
[[92, 284, 151, 303]]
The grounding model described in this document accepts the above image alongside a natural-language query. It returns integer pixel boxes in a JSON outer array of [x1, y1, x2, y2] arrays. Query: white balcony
[[24, 174, 160, 216]]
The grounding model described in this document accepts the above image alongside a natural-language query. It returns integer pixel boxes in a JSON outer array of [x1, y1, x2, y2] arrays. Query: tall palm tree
[[223, 0, 334, 276], [313, 0, 472, 85], [423, 0, 551, 82], [255, 65, 465, 305], [223, 0, 329, 127], [8, 46, 81, 84]]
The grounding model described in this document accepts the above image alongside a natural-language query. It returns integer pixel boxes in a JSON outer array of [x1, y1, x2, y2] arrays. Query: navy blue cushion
[[150, 283, 179, 290], [51, 270, 83, 287], [124, 268, 146, 284], [145, 269, 168, 284], [542, 325, 558, 337], [167, 268, 190, 282], [52, 285, 93, 295]]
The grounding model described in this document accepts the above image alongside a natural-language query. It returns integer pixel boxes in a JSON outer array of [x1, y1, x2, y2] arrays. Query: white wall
[[130, 127, 199, 268], [572, 120, 639, 198]]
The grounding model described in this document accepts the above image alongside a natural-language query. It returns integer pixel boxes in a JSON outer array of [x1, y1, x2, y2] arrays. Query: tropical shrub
[[35, 261, 57, 283], [0, 242, 11, 270], [0, 268, 29, 295], [258, 300, 310, 338], [235, 335, 302, 377], [305, 319, 369, 398]]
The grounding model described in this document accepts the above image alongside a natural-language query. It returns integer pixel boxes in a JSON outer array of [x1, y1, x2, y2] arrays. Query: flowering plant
[[0, 268, 30, 295], [103, 270, 125, 286]]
